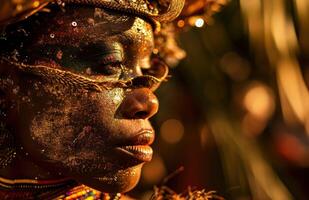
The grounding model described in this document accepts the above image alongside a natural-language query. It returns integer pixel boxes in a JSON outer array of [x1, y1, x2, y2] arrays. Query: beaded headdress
[[0, 0, 227, 26], [0, 0, 227, 65], [0, 0, 185, 26]]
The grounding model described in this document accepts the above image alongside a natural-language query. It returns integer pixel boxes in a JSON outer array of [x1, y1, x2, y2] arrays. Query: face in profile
[[0, 6, 162, 193]]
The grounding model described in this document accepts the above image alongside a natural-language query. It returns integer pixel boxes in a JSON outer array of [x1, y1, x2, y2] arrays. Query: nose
[[118, 88, 159, 119]]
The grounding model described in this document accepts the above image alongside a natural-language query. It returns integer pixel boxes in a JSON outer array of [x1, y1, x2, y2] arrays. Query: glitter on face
[[71, 21, 77, 27], [0, 7, 156, 193]]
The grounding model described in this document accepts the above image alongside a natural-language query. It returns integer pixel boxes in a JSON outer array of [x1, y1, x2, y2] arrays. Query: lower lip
[[115, 145, 153, 162]]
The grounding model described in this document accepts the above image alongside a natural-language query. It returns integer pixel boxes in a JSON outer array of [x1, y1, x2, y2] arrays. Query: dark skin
[[0, 6, 159, 193]]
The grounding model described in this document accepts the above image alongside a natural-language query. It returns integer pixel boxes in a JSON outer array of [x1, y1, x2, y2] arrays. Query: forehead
[[34, 6, 154, 50]]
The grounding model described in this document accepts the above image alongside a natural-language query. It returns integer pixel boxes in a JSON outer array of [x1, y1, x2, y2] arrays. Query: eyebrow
[[33, 43, 123, 56], [32, 27, 154, 62]]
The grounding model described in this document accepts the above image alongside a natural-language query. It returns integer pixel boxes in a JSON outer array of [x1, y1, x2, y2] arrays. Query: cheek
[[17, 82, 125, 171]]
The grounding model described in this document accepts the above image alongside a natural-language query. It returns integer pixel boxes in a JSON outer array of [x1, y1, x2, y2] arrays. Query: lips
[[114, 130, 154, 162]]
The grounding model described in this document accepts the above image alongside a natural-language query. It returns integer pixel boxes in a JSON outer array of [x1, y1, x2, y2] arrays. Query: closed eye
[[31, 43, 126, 77], [78, 44, 124, 76], [89, 61, 123, 76]]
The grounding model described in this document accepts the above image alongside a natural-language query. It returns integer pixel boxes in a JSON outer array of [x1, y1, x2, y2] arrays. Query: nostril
[[118, 88, 159, 120], [134, 111, 149, 119]]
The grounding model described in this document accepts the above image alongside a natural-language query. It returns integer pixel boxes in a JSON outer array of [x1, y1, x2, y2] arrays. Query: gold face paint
[[0, 7, 161, 194]]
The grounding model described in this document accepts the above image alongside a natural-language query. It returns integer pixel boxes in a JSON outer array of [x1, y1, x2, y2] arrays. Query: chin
[[77, 164, 143, 193]]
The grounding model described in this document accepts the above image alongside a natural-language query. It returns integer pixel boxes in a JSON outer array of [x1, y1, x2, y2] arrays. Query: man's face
[[7, 6, 159, 193]]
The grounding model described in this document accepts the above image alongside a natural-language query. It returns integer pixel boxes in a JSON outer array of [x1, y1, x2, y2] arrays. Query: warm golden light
[[16, 4, 23, 11], [200, 125, 210, 148], [160, 119, 184, 144], [177, 20, 185, 28], [142, 155, 166, 184], [33, 1, 40, 8], [242, 114, 267, 137], [195, 18, 204, 28], [243, 83, 275, 120], [277, 59, 309, 128]]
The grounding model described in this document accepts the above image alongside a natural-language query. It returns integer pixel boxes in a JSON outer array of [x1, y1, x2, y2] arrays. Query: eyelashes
[[1, 40, 170, 92], [98, 50, 124, 65], [81, 49, 124, 76], [90, 55, 124, 76], [29, 43, 169, 82], [30, 44, 125, 77]]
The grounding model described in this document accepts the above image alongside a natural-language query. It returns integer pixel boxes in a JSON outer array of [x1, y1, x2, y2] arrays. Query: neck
[[0, 153, 79, 199], [0, 151, 68, 180], [0, 153, 122, 199]]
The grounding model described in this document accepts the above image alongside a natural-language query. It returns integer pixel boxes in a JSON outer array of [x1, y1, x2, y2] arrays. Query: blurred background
[[130, 0, 309, 199]]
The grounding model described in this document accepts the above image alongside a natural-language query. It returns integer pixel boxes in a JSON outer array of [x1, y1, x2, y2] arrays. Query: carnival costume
[[0, 0, 226, 199]]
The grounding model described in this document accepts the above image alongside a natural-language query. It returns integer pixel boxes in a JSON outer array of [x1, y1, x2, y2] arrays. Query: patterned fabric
[[0, 180, 121, 200], [0, 177, 78, 200], [54, 185, 103, 200]]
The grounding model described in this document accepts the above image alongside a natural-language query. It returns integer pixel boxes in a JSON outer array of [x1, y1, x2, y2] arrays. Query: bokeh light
[[243, 82, 275, 120], [195, 18, 205, 28], [141, 154, 166, 185], [160, 119, 185, 144]]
